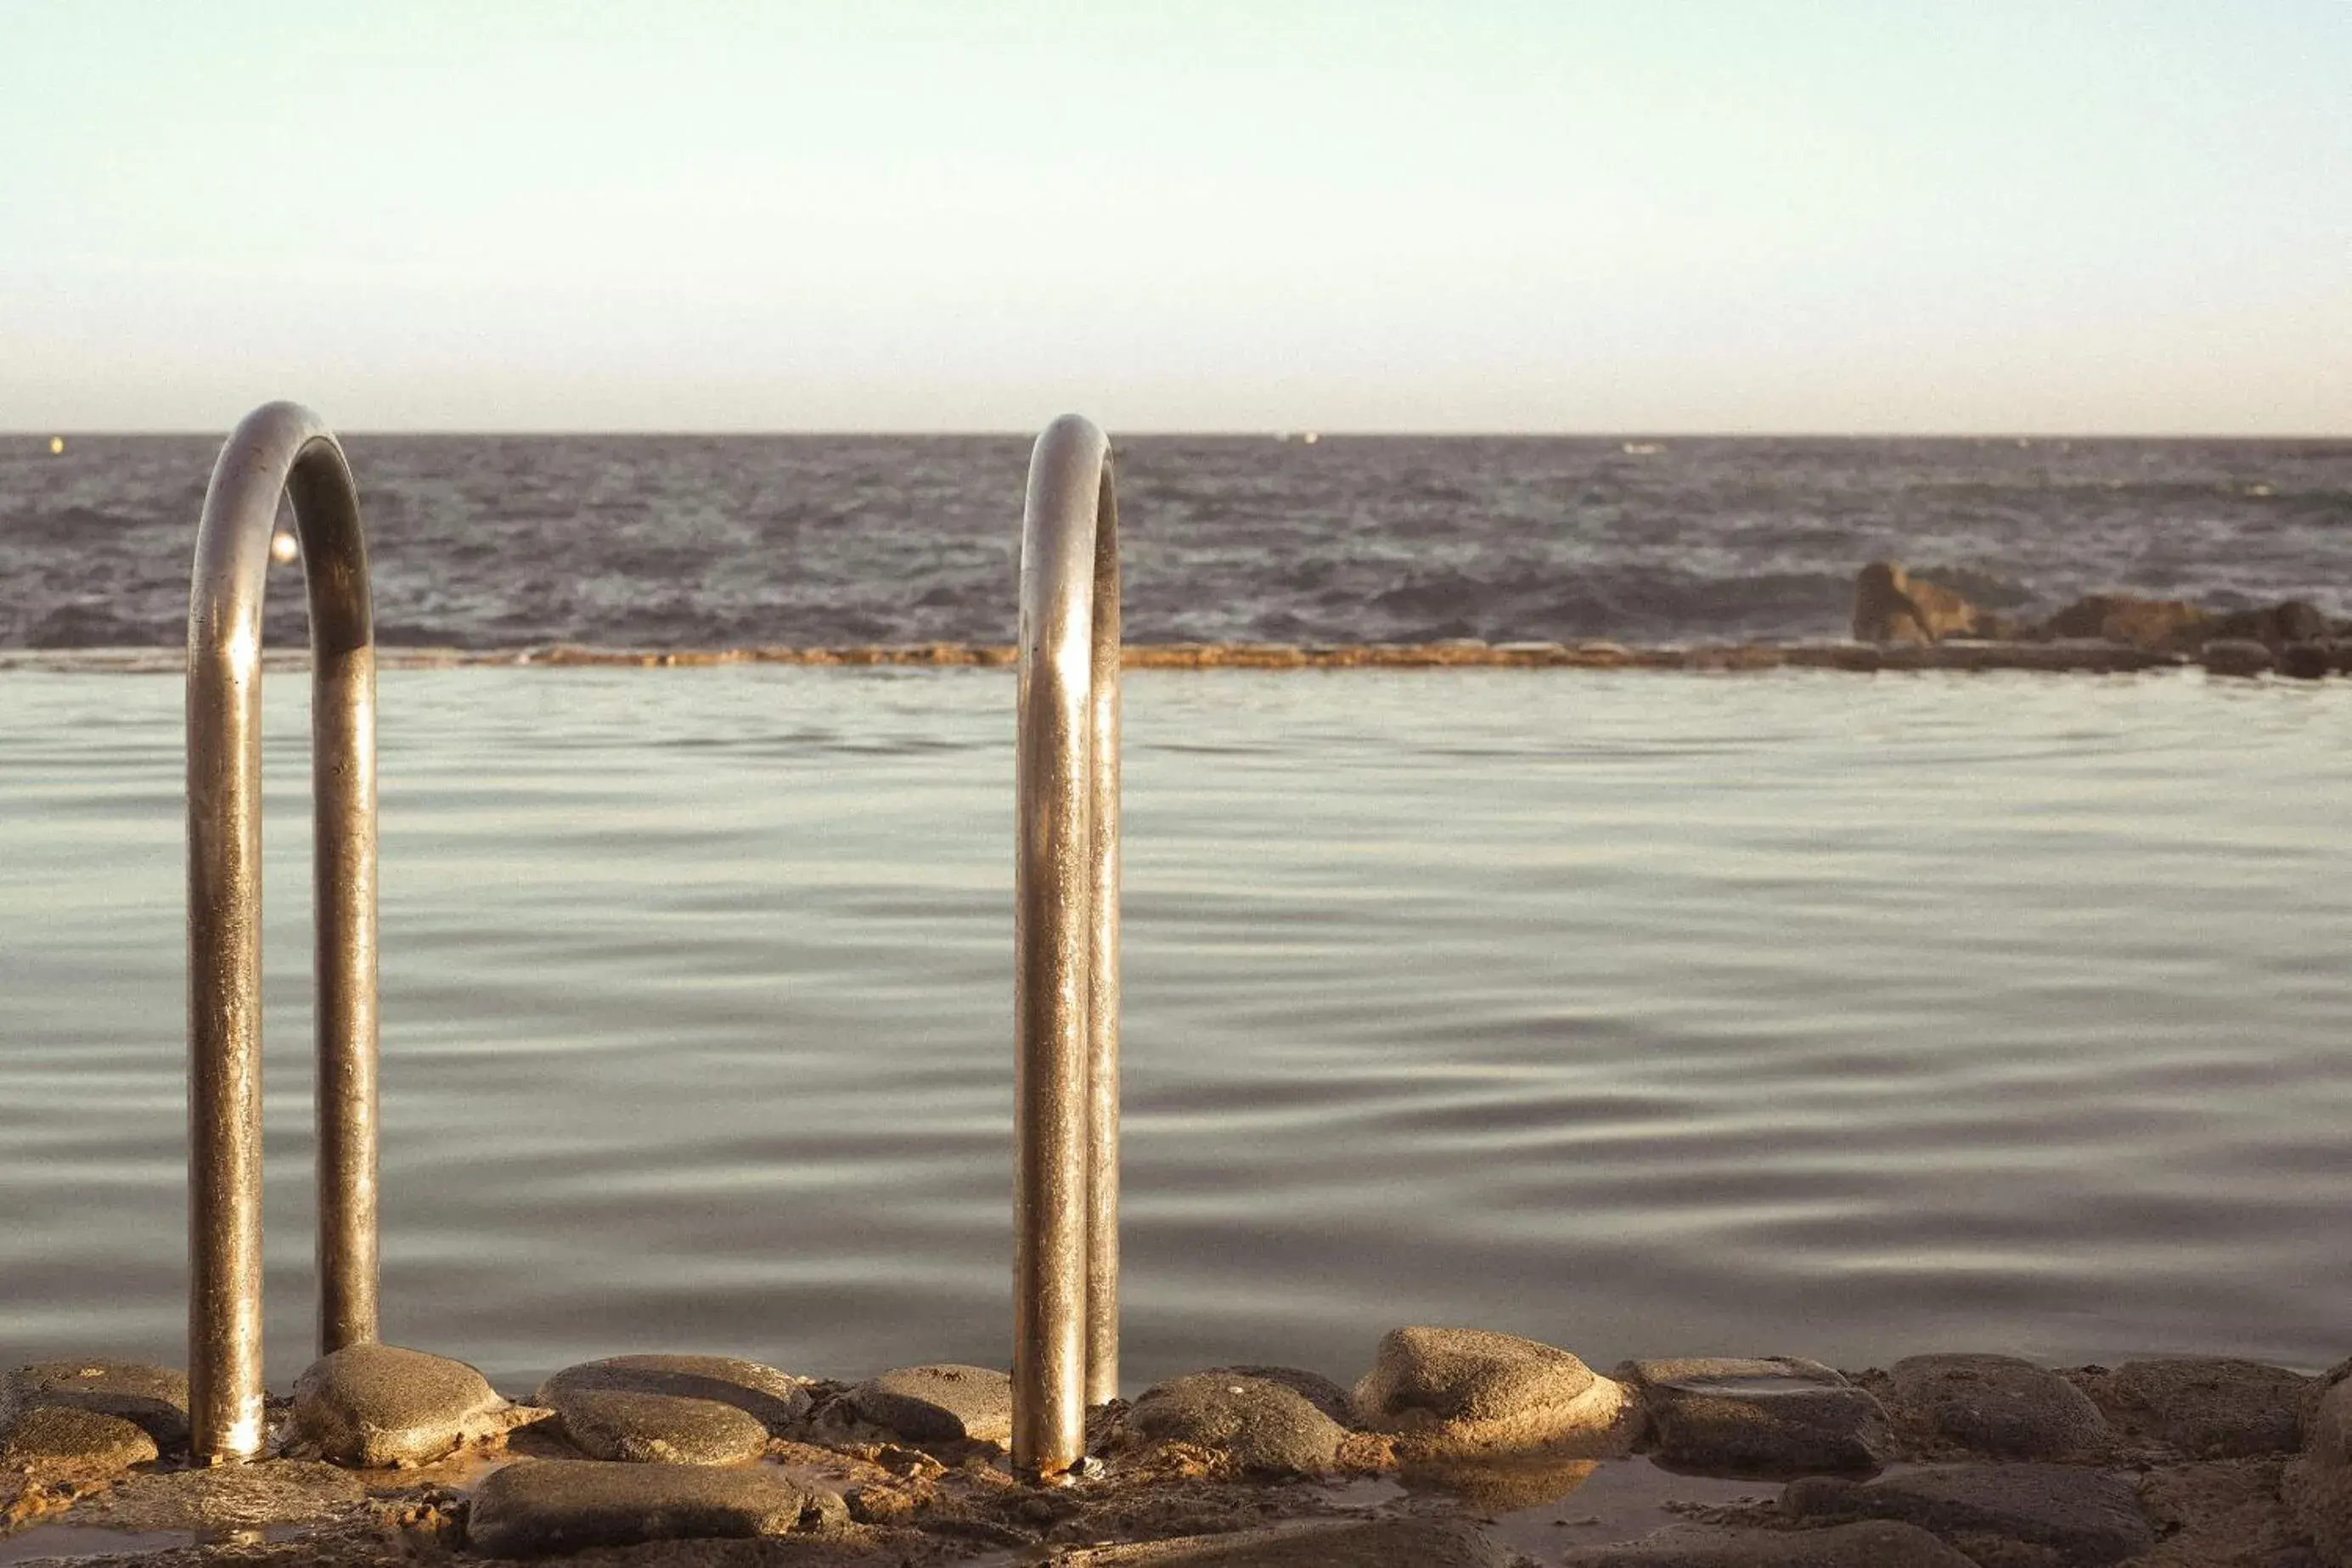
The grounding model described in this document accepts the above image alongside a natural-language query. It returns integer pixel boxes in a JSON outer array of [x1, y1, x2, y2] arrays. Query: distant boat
[[48, 436, 64, 455], [1301, 432, 1319, 445], [1621, 441, 1664, 456], [270, 531, 301, 565]]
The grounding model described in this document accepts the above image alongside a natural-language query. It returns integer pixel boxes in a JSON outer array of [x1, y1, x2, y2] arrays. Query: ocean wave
[[3, 435, 2345, 649]]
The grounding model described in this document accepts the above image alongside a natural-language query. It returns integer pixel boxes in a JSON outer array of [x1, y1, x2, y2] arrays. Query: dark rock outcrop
[[1853, 564, 2007, 644], [2040, 593, 2214, 650]]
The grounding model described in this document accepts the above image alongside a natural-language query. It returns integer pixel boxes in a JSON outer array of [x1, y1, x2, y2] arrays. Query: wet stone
[[68, 1459, 367, 1531], [1128, 1373, 1346, 1475], [532, 1354, 810, 1430], [464, 1457, 843, 1558], [1785, 1462, 2155, 1565], [1352, 1325, 1638, 1458], [0, 1404, 157, 1470], [2284, 1374, 2352, 1566], [842, 1364, 1012, 1447], [1046, 1515, 1517, 1565], [289, 1344, 545, 1468], [3, 1360, 189, 1450], [1625, 1357, 1888, 1475], [543, 1387, 768, 1465], [1887, 1353, 2108, 1458], [1560, 1520, 1975, 1567], [2107, 1357, 2312, 1458]]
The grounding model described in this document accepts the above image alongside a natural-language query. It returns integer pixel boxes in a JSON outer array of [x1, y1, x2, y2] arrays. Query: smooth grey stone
[[543, 1387, 768, 1464], [464, 1458, 842, 1558], [1888, 1353, 2107, 1458], [67, 1459, 367, 1531], [1197, 1364, 1354, 1426], [845, 1363, 1011, 1446], [1561, 1520, 1974, 1567], [1786, 1462, 2154, 1565], [1047, 1516, 1516, 1565], [290, 1343, 544, 1468], [2284, 1374, 2352, 1566], [2108, 1357, 2312, 1457], [1624, 1357, 1888, 1475], [1353, 1325, 1635, 1457], [0, 1403, 158, 1469], [1129, 1373, 1345, 1475], [532, 1353, 810, 1430], [3, 1359, 189, 1449]]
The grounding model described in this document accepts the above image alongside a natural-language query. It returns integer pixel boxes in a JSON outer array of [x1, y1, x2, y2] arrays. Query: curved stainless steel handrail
[[1012, 414, 1123, 1479], [186, 402, 380, 1462]]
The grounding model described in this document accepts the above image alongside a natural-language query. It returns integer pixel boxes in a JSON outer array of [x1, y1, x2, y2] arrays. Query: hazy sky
[[4, 3, 2345, 433]]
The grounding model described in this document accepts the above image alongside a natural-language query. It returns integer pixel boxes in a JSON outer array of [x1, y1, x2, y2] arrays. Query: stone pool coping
[[4, 1335, 2345, 1565]]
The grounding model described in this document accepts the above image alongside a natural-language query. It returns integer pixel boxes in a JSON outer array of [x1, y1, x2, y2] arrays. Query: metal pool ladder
[[185, 402, 380, 1462], [1013, 415, 1123, 1480]]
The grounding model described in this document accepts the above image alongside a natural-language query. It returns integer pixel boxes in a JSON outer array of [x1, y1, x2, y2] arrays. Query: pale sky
[[3, 3, 2346, 433]]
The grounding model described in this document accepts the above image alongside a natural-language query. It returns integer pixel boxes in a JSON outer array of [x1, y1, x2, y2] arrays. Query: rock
[[541, 1388, 768, 1465], [1198, 1364, 1355, 1425], [2282, 641, 2335, 680], [2106, 1357, 2312, 1457], [2203, 638, 2276, 677], [1887, 1353, 2107, 1458], [1045, 1516, 1517, 1565], [1786, 1463, 2154, 1565], [2213, 600, 2336, 649], [1560, 1520, 1975, 1567], [2040, 593, 2214, 650], [2285, 1374, 2352, 1565], [464, 1458, 841, 1558], [532, 1353, 810, 1430], [0, 1403, 158, 1469], [532, 1354, 807, 1463], [843, 1364, 1012, 1446], [288, 1344, 545, 1468], [1623, 1357, 1888, 1475], [1128, 1373, 1346, 1475], [68, 1459, 367, 1531], [3, 1360, 189, 1450], [1352, 1326, 1639, 1458], [1853, 563, 1994, 644]]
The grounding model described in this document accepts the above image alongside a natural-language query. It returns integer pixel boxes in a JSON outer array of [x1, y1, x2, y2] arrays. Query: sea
[[0, 434, 2347, 1393]]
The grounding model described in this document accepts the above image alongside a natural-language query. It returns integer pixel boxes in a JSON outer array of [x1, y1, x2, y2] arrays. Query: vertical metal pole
[[1081, 463, 1123, 1410], [1013, 415, 1122, 1479], [187, 402, 379, 1464]]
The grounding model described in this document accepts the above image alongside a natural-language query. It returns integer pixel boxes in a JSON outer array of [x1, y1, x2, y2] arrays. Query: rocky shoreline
[[5, 1332, 2348, 1566], [3, 563, 2348, 680], [1, 632, 2348, 678]]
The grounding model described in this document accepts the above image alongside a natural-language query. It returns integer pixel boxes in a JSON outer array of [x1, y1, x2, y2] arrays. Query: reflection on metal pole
[[187, 402, 380, 1463], [1012, 415, 1123, 1481]]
